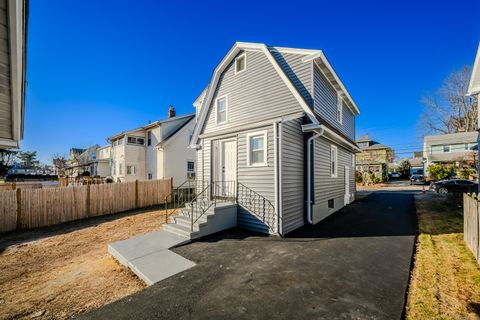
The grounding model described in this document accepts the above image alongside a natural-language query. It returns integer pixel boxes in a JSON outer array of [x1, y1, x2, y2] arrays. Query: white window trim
[[336, 92, 343, 124], [331, 145, 338, 178], [215, 95, 228, 125], [235, 52, 247, 74], [247, 130, 268, 167], [187, 160, 195, 172]]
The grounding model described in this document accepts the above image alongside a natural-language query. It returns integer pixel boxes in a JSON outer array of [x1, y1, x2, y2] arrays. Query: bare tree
[[52, 154, 69, 176], [0, 149, 17, 176], [420, 65, 478, 135]]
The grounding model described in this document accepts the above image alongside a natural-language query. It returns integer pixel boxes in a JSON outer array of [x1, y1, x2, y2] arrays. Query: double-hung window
[[235, 53, 246, 74], [216, 96, 227, 124], [331, 145, 338, 178], [247, 131, 267, 166], [336, 92, 343, 124], [127, 165, 136, 175]]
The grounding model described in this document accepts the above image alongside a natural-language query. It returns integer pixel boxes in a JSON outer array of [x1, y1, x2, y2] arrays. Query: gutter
[[303, 125, 325, 224]]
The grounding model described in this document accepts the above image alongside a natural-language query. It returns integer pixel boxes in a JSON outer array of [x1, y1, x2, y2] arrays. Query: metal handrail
[[164, 179, 200, 223], [189, 181, 236, 232], [237, 182, 276, 232]]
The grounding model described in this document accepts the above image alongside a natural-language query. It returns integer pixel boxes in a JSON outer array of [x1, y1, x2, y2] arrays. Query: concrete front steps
[[163, 202, 237, 239]]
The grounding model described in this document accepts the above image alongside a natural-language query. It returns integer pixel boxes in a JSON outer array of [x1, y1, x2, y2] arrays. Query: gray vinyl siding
[[202, 50, 304, 134], [313, 66, 355, 141], [313, 137, 355, 204], [196, 146, 203, 183], [200, 125, 275, 234], [271, 50, 313, 107], [237, 125, 275, 233], [280, 118, 305, 234], [0, 0, 11, 140]]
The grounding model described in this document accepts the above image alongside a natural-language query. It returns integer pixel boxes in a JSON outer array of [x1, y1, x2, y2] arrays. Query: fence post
[[135, 180, 139, 209], [15, 188, 22, 230], [86, 181, 91, 218], [170, 177, 173, 203]]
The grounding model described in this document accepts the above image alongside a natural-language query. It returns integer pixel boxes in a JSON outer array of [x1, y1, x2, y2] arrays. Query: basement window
[[235, 53, 246, 74], [328, 199, 334, 209]]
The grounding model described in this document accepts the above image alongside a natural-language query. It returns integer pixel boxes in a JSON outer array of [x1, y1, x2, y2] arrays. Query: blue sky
[[24, 0, 480, 163]]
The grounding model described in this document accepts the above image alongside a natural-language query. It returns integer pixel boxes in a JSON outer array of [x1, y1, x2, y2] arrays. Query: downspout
[[306, 128, 324, 224]]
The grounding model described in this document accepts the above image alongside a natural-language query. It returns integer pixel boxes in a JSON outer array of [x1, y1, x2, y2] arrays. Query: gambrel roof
[[190, 42, 360, 147]]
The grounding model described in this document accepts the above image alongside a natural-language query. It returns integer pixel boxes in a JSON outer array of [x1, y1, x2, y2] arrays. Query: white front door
[[214, 139, 237, 196], [344, 165, 350, 205]]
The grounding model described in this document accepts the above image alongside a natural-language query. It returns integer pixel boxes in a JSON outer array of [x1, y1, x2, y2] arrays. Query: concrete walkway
[[84, 193, 416, 319], [108, 230, 194, 285]]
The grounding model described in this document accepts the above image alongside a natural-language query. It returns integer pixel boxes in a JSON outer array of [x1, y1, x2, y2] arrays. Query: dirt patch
[[0, 208, 172, 319], [406, 193, 480, 319]]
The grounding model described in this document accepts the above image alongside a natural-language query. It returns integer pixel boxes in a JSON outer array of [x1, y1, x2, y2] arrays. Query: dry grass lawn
[[407, 193, 480, 319], [0, 207, 172, 319]]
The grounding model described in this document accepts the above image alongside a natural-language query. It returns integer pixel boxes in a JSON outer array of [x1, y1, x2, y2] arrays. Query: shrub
[[427, 163, 454, 181], [355, 170, 363, 183]]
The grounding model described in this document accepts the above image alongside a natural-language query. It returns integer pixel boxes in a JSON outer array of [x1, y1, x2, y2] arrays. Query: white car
[[390, 172, 401, 178]]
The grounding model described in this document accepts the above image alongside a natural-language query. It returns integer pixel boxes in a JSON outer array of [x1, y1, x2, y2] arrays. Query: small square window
[[235, 54, 246, 74], [328, 199, 334, 209], [443, 145, 450, 152], [137, 138, 145, 145], [148, 173, 153, 180]]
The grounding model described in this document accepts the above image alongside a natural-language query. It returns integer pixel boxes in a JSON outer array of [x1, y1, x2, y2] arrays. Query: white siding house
[[108, 109, 196, 186]]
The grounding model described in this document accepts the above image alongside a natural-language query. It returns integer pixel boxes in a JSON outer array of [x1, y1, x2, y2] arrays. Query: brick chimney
[[168, 105, 176, 118]]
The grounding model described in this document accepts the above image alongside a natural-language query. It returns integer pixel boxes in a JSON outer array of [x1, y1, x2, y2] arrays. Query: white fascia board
[[8, 0, 24, 143], [190, 42, 319, 148], [467, 42, 480, 96], [302, 123, 361, 152], [0, 137, 19, 148], [304, 52, 360, 115]]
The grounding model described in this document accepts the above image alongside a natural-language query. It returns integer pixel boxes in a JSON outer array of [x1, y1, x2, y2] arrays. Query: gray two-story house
[[165, 42, 360, 238]]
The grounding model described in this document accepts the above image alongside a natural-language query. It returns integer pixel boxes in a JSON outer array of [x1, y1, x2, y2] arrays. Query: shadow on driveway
[[80, 193, 417, 320]]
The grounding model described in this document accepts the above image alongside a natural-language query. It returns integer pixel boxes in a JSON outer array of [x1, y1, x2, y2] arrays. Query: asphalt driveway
[[80, 193, 416, 320]]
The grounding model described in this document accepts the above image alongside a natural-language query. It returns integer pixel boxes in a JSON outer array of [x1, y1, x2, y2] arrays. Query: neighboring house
[[409, 151, 424, 175], [0, 0, 28, 149], [95, 145, 111, 177], [188, 42, 360, 235], [108, 107, 196, 185], [423, 131, 478, 174], [65, 145, 100, 177], [355, 135, 394, 181]]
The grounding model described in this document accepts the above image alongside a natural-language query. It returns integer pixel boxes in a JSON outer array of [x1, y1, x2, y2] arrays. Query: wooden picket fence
[[464, 193, 480, 264], [0, 178, 172, 233]]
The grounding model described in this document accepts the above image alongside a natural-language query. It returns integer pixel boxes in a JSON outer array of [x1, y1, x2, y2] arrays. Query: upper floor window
[[216, 96, 228, 124], [235, 53, 246, 74], [331, 145, 338, 178], [336, 93, 343, 124], [247, 131, 267, 166], [443, 145, 450, 153], [147, 131, 152, 146], [127, 136, 145, 145], [127, 165, 136, 175]]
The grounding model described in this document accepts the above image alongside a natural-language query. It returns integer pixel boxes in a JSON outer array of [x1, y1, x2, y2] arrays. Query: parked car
[[390, 172, 401, 179], [410, 174, 426, 185], [429, 179, 478, 194]]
